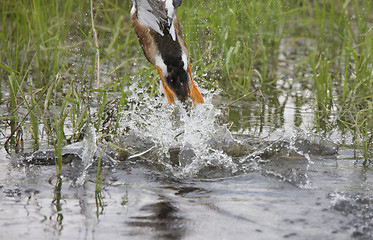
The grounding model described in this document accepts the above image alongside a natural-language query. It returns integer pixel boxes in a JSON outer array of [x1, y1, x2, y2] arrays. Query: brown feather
[[131, 11, 157, 65], [173, 15, 189, 58]]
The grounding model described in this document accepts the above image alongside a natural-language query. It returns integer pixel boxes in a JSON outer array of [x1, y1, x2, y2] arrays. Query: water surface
[[1, 86, 373, 240]]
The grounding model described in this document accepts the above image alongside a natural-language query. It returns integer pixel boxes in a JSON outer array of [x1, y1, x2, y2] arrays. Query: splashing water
[[24, 83, 337, 186], [76, 123, 98, 185], [118, 85, 238, 178], [115, 84, 337, 182]]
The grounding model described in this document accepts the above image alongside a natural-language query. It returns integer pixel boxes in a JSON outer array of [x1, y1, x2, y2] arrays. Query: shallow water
[[1, 84, 373, 240]]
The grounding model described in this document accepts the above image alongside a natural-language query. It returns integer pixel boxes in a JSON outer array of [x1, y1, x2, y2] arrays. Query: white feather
[[134, 0, 177, 41], [169, 20, 176, 41], [181, 52, 188, 71], [155, 54, 168, 77], [136, 0, 164, 36], [165, 0, 174, 18], [165, 0, 177, 41]]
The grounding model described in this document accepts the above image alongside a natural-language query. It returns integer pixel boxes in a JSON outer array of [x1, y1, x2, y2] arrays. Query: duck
[[130, 0, 204, 106]]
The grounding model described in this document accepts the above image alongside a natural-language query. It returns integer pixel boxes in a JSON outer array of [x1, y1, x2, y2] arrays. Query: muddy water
[[1, 85, 373, 240]]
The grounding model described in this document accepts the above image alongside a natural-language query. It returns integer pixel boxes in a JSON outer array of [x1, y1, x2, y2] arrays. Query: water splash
[[329, 191, 373, 238], [114, 83, 341, 183], [118, 85, 238, 178], [23, 83, 339, 185], [76, 123, 97, 185]]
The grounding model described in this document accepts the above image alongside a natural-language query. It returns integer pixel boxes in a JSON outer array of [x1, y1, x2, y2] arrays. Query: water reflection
[[228, 94, 286, 135], [51, 176, 63, 235], [95, 191, 105, 219], [127, 198, 187, 240]]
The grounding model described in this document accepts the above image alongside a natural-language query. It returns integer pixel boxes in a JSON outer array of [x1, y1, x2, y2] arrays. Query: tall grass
[[1, 0, 372, 163], [303, 0, 373, 160], [179, 0, 284, 93]]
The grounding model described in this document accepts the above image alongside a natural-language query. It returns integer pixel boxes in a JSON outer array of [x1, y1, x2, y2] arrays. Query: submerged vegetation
[[0, 0, 372, 165]]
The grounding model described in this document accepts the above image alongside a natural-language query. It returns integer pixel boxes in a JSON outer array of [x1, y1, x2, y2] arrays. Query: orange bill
[[156, 66, 175, 104], [187, 62, 204, 106]]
